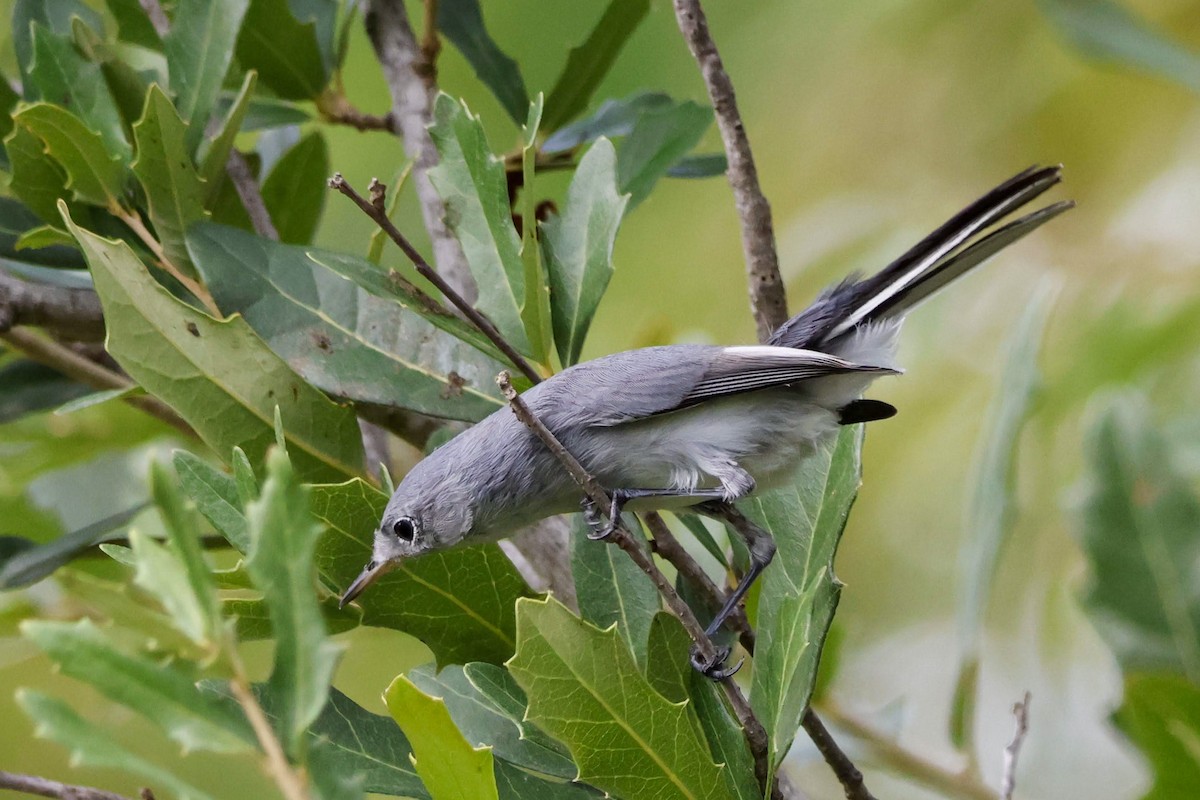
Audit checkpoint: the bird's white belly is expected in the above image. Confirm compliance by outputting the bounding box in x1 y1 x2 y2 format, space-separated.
579 389 842 497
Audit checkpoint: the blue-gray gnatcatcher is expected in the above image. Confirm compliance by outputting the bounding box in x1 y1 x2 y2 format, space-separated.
341 165 1071 675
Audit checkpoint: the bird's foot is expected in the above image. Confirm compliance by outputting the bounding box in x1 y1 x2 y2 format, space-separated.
580 496 618 541
689 643 743 680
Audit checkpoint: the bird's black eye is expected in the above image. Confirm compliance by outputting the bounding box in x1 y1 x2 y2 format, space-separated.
392 517 416 542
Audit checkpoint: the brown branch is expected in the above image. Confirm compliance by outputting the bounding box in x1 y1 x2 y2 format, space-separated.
818 700 999 800
1001 693 1031 800
225 150 279 242
115 209 221 318
420 0 441 78
645 513 873 800
329 173 542 385
0 270 105 341
317 91 397 133
1 328 194 437
0 769 137 800
364 0 475 300
671 0 788 342
496 371 775 797
226 671 308 800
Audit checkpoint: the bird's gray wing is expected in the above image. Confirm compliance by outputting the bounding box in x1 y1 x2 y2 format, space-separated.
669 345 897 410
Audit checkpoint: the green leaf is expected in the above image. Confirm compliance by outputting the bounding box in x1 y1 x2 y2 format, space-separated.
128 530 217 647
259 130 328 244
0 504 146 589
492 761 601 800
542 0 651 132
199 72 257 206
618 101 712 208
428 94 531 355
643 615 756 800
237 0 328 100
507 596 726 800
520 97 552 366
408 662 576 780
164 0 250 152
132 85 208 276
223 595 358 640
1078 392 1200 681
63 207 366 482
18 690 216 800
14 103 128 210
106 0 163 50
0 69 21 157
1039 0 1200 94
746 425 863 777
689 674 758 800
187 222 507 422
570 515 658 667
542 92 674 153
666 153 727 179
385 674 500 800
952 285 1055 748
13 0 106 95
216 90 312 130
436 0 530 123
173 450 251 551
0 359 90 423
14 225 85 267
307 246 515 371
151 460 221 639
542 138 627 366
1113 673 1200 800
310 478 533 665
22 618 255 752
4 124 71 223
245 448 343 757
26 23 130 161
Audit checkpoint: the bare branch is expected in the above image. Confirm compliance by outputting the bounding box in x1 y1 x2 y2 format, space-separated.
0 269 104 341
496 371 775 797
0 769 137 800
364 0 475 300
1 327 194 437
644 513 871 800
420 0 442 77
671 0 788 341
1001 692 1031 800
329 173 542 384
225 150 280 241
317 91 397 133
818 700 999 800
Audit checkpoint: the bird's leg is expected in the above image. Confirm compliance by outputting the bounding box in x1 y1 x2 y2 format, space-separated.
580 487 729 541
689 500 777 679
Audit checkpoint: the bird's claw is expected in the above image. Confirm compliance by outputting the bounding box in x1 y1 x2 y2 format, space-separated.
580 496 617 540
689 643 742 680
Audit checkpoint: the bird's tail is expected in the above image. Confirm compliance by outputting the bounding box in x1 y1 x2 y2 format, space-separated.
770 165 1073 349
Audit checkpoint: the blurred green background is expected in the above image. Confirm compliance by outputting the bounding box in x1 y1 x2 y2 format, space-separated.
5 0 1200 797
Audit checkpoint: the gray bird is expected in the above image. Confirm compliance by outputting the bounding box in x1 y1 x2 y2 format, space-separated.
341 165 1071 675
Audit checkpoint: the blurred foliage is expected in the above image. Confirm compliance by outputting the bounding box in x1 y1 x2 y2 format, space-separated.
1 0 1199 799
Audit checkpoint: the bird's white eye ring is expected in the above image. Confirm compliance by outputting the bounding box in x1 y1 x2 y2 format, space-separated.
392 517 416 542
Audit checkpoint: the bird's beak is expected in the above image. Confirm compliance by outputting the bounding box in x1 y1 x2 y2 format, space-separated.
339 560 389 608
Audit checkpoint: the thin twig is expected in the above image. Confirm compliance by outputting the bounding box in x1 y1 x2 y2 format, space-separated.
671 0 788 341
225 150 280 242
364 0 475 300
1001 692 1031 800
226 658 308 800
317 91 397 133
0 770 135 800
644 513 872 800
0 269 105 341
115 209 221 318
496 371 775 797
329 173 542 384
818 700 999 800
1 328 194 437
420 0 441 78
